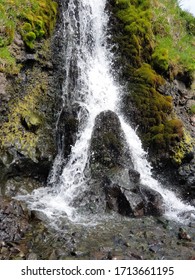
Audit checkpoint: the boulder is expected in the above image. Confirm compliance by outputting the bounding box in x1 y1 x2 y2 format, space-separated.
103 178 165 217
89 110 133 177
86 110 165 218
138 184 165 216
102 176 134 217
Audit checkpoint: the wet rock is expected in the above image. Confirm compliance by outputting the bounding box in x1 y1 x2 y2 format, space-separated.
129 168 141 184
102 177 134 216
27 253 38 260
178 158 195 198
89 110 133 177
57 106 79 159
178 228 192 241
0 196 30 242
138 184 165 216
3 177 43 197
87 110 165 218
149 243 162 253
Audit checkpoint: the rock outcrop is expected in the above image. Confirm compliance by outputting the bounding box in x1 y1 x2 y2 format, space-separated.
76 110 165 218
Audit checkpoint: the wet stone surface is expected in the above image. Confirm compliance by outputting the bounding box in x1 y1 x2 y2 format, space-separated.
1 204 195 260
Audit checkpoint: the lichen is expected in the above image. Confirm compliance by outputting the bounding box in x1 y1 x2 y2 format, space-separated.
0 69 49 162
170 130 194 165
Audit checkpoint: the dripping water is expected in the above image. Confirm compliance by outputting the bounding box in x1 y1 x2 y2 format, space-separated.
17 0 195 227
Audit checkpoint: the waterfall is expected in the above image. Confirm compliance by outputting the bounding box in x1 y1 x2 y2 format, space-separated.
17 0 195 227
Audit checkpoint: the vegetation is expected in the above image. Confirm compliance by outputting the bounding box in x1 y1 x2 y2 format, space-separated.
0 0 57 161
189 104 195 115
111 0 195 164
151 0 195 83
0 69 49 162
0 0 57 72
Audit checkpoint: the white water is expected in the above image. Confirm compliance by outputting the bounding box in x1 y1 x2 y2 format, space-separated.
17 0 195 226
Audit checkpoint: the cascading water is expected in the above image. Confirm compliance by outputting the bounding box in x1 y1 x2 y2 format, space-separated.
17 0 195 227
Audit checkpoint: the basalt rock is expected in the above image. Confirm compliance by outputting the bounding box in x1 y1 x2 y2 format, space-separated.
0 196 30 242
87 110 165 218
102 173 165 218
0 7 62 194
89 110 133 176
57 105 79 159
137 184 165 216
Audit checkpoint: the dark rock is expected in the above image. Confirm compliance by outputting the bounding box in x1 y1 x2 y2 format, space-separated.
27 253 38 260
70 180 106 215
178 228 192 241
138 184 165 216
178 158 195 198
102 177 134 216
124 190 144 217
0 196 30 242
3 177 43 197
88 113 165 218
128 168 141 184
149 243 161 253
85 110 141 217
56 106 79 158
89 110 133 177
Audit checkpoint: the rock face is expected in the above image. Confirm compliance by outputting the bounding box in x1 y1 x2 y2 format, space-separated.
157 80 195 199
0 196 30 242
75 110 165 218
0 3 63 192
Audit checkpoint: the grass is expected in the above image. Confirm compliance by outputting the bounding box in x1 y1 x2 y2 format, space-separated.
0 0 57 73
151 0 195 82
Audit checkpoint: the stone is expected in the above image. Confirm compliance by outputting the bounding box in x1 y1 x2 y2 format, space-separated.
0 196 30 242
128 168 141 184
56 106 79 158
102 177 134 216
190 115 195 126
178 228 192 241
138 184 165 216
27 253 38 260
89 110 133 177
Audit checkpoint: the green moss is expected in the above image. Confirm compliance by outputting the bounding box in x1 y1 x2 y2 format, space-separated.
0 0 57 62
135 63 164 87
152 48 169 73
151 0 195 82
110 0 194 163
113 0 153 68
180 10 195 36
0 46 20 74
170 130 194 165
189 104 195 115
0 71 48 162
23 31 36 49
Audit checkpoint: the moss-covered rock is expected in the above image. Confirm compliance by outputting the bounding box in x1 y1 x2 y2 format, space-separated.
0 1 58 189
0 0 57 72
0 67 55 164
108 0 195 167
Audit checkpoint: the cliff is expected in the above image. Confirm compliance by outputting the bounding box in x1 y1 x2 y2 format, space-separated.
0 0 60 189
107 0 195 196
